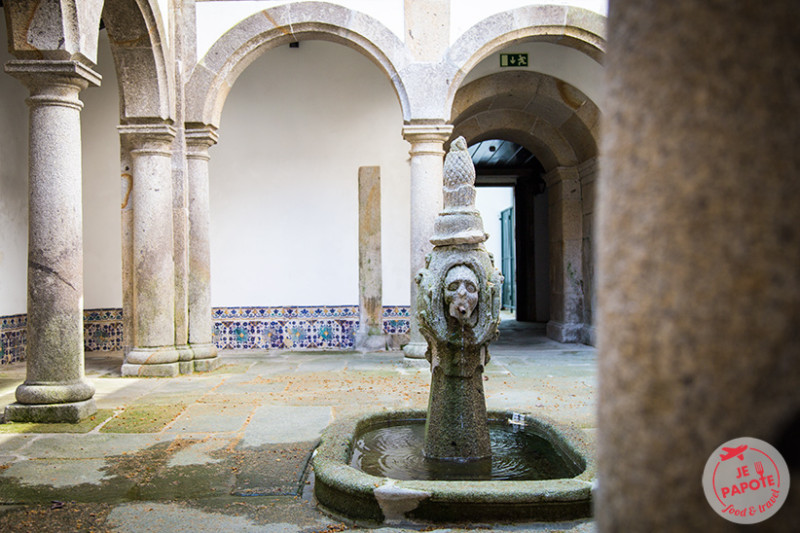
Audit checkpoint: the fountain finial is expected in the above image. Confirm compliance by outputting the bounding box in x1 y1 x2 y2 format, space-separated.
431 136 488 246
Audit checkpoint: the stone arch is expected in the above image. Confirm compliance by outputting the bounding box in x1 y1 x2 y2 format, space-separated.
445 5 605 117
102 0 175 122
450 71 599 176
2 0 173 122
450 70 600 344
186 1 412 127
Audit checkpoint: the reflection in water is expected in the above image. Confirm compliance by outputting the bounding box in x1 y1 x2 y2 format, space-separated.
351 420 577 481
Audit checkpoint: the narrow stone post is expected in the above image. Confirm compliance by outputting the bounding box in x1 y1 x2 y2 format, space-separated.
185 125 220 370
119 123 181 377
3 60 100 423
545 166 583 343
355 166 386 351
598 1 800 530
402 122 453 358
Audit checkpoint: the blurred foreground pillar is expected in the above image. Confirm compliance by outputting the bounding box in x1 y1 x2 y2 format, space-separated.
598 1 800 531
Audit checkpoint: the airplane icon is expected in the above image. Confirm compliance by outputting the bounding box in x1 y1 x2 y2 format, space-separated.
720 445 748 461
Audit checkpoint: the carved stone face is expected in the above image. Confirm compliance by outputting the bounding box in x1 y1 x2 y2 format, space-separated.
444 265 479 324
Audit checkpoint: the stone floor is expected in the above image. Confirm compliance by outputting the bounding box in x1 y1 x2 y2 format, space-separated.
0 321 596 532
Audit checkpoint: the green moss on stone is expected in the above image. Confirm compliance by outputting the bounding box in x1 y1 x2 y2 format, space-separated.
0 409 113 433
100 404 186 433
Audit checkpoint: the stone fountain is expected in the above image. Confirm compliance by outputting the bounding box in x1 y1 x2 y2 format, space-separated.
415 136 501 462
311 138 594 525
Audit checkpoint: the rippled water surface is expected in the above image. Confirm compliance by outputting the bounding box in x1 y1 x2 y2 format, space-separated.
350 420 577 481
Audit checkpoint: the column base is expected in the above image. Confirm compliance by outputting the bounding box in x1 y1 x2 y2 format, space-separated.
546 321 583 343
4 398 96 423
190 343 220 372
122 346 181 377
194 356 221 373
403 342 428 359
176 345 194 375
121 362 180 377
580 324 596 346
355 332 387 352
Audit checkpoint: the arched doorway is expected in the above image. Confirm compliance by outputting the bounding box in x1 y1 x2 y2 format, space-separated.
470 139 549 323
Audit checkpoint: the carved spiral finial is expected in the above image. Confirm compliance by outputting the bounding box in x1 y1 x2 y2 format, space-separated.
430 136 488 246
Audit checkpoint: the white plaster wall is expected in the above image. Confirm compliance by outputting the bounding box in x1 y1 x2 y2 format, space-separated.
0 25 122 317
208 40 410 307
475 187 514 267
0 18 29 317
461 41 604 107
81 30 124 309
195 0 405 60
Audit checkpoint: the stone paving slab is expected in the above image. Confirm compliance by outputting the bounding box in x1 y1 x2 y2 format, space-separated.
9 433 163 459
242 405 332 447
165 402 256 434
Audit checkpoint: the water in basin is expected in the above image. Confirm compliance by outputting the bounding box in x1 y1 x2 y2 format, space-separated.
350 419 579 481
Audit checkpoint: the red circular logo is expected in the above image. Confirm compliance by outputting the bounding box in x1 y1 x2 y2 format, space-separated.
702 437 790 524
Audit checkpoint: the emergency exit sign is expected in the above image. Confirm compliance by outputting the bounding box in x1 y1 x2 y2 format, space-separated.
500 53 528 67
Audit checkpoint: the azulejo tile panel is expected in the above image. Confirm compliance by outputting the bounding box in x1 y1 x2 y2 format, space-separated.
212 305 409 351
0 306 410 364
83 308 124 352
0 314 27 365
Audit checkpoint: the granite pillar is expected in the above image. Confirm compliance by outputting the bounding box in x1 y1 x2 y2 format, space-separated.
119 123 181 377
172 126 193 373
578 158 597 346
355 166 386 351
598 1 800 530
3 60 100 423
185 125 220 370
545 166 583 343
402 122 453 358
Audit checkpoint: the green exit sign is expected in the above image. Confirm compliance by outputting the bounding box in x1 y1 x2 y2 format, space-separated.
500 53 528 67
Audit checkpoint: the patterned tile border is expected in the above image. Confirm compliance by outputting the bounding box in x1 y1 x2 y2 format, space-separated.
0 306 410 364
212 305 409 351
0 314 27 365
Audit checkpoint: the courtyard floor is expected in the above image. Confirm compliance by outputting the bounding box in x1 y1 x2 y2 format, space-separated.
0 321 596 532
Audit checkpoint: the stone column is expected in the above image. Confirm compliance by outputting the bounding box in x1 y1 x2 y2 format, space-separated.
355 166 386 351
119 123 181 377
545 166 583 343
185 125 220 371
172 127 193 374
598 1 800 531
401 122 453 358
578 158 597 346
3 60 100 423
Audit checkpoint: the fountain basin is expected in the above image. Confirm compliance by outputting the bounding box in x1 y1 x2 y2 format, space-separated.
312 409 595 524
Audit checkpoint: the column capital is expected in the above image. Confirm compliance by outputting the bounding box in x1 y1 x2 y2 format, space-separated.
544 165 580 186
185 124 219 160
118 123 177 156
402 122 453 144
5 59 101 90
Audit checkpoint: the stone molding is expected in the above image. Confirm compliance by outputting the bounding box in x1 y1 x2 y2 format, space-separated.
5 59 102 94
118 123 178 156
402 123 453 155
185 125 219 160
544 165 581 187
577 157 598 183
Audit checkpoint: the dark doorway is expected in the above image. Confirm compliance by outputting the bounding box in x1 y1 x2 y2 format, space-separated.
470 139 548 323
